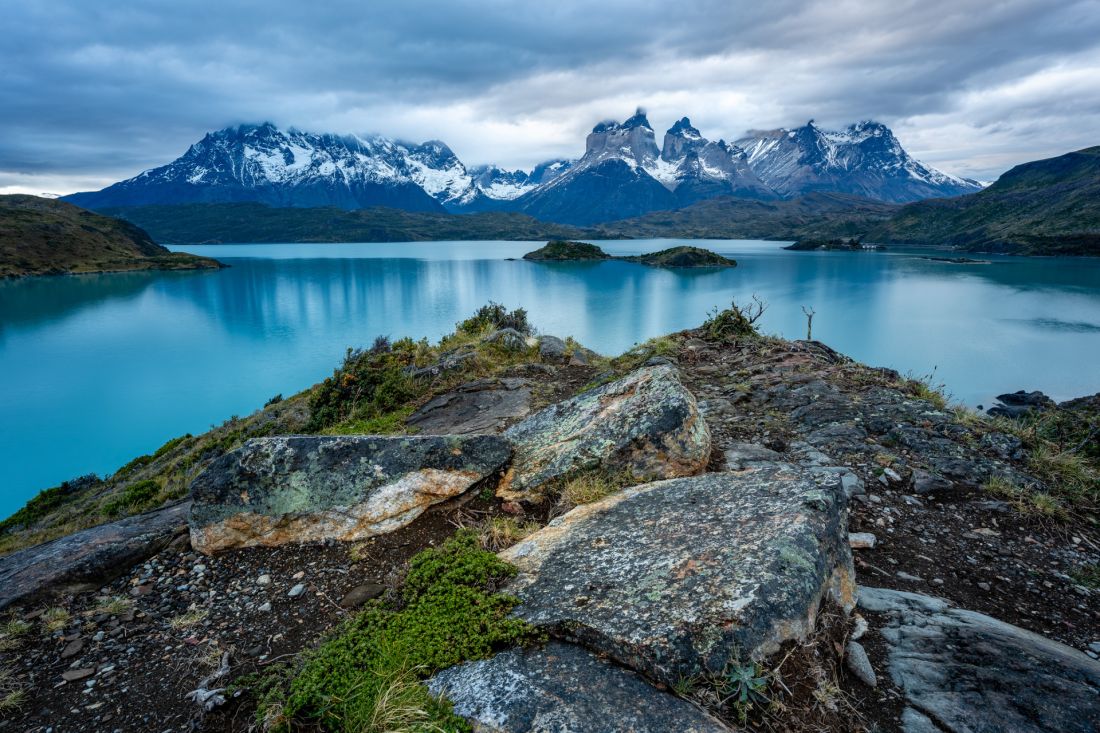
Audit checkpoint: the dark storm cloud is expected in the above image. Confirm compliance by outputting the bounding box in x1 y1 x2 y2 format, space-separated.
2 0 1099 192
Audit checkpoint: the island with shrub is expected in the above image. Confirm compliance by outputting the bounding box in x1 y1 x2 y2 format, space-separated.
522 240 736 268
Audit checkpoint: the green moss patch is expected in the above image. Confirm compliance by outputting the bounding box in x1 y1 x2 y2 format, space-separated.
258 531 543 731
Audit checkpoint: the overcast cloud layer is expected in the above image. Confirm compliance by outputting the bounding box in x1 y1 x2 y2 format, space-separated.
2 0 1099 194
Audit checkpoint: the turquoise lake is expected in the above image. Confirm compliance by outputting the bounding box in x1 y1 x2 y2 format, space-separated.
2 238 1099 518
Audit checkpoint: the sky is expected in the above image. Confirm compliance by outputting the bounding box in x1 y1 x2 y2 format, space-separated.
2 0 1099 195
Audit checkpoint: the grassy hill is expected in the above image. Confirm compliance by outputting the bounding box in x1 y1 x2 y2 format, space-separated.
0 195 222 278
863 146 1100 255
103 202 591 243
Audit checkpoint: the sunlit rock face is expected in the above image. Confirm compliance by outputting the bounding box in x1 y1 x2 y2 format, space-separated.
188 435 511 554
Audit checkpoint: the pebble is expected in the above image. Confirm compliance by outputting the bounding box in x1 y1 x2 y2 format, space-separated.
897 571 924 583
848 532 877 549
256 574 272 586
291 571 306 580
287 584 306 598
257 602 272 613
60 638 85 659
978 582 991 591
851 614 869 641
845 641 877 687
61 668 95 682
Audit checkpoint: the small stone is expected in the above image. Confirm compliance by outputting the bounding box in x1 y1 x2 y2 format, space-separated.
60 638 85 659
93 632 105 642
897 571 924 583
845 641 877 687
1089 642 1100 654
287 584 306 598
291 571 305 580
978 582 991 591
339 583 386 608
849 532 877 549
256 574 271 586
257 602 272 613
62 668 95 682
931 578 944 586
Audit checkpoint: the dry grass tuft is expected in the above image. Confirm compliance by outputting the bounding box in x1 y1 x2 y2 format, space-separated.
478 517 540 552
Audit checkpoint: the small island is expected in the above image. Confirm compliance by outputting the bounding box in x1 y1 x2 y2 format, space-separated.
522 241 736 268
0 195 223 278
522 240 612 261
784 237 883 251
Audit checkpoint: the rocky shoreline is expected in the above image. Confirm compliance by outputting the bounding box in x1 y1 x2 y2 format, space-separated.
1 307 1098 732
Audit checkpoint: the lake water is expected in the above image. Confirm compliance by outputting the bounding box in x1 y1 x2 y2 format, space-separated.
2 239 1099 518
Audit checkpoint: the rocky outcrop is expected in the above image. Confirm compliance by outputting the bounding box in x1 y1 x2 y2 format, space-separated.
428 641 732 732
406 377 532 434
0 502 189 610
499 466 854 685
987 389 1056 418
859 586 1100 733
188 435 510 554
499 364 710 500
482 328 530 352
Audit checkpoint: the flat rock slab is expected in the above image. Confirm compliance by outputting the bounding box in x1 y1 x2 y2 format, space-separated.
0 502 189 610
406 377 532 435
500 364 710 500
500 466 853 685
859 586 1100 733
189 435 511 554
428 641 731 733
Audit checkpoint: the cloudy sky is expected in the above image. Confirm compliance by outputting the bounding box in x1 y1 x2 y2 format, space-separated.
2 0 1099 195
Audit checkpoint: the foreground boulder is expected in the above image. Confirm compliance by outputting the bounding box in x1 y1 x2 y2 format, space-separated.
0 502 189 610
500 466 854 685
429 641 731 732
189 435 510 554
859 587 1100 733
406 377 532 434
499 364 710 500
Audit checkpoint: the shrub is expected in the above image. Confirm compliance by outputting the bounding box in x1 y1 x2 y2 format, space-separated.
0 480 85 533
102 479 160 516
307 340 421 432
265 531 540 732
702 296 767 340
457 302 531 336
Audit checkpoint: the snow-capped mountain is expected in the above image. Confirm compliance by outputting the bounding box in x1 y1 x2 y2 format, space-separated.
651 117 776 205
735 121 981 203
64 116 980 223
514 110 677 225
65 123 449 212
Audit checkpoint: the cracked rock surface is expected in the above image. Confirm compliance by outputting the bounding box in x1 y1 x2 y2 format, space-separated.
500 466 854 686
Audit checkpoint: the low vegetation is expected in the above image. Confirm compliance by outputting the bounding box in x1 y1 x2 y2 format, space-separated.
254 531 542 732
702 296 768 341
521 240 610 261
0 195 221 278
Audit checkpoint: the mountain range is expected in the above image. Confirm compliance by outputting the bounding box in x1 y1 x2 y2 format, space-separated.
64 113 980 225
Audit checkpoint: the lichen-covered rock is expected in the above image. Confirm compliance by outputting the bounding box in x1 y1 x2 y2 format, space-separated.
859 586 1100 733
499 466 854 685
483 328 530 352
0 502 189 610
188 435 510 554
406 378 532 435
428 642 732 732
499 364 709 500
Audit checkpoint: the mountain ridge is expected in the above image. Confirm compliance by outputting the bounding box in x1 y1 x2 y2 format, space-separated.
63 115 977 224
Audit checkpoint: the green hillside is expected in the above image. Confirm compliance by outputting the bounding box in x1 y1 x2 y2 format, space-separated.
0 195 222 278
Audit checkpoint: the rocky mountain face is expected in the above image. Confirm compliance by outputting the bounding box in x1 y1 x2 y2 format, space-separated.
64 116 978 224
735 120 981 203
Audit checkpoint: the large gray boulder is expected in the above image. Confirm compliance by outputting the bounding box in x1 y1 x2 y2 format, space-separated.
428 641 731 732
499 466 854 686
499 364 710 500
0 502 189 610
859 586 1100 733
189 435 510 554
406 377 532 435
